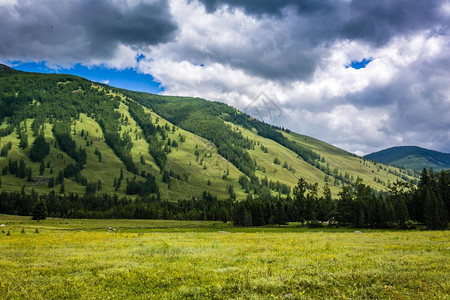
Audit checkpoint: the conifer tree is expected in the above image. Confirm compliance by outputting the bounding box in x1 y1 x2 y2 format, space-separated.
39 160 45 176
32 198 48 220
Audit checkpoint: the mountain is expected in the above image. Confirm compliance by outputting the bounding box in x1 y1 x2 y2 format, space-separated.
364 146 450 171
0 64 16 72
0 66 418 200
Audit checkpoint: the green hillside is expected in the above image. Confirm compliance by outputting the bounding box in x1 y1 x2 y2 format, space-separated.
364 146 450 171
0 66 418 201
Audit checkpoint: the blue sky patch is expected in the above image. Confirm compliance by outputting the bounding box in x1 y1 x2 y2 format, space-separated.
9 61 164 94
346 58 373 70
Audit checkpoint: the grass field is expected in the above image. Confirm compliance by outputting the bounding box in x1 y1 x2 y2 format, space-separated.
0 215 448 299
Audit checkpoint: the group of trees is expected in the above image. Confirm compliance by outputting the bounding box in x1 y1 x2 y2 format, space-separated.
2 159 33 180
238 175 291 195
334 168 449 229
29 134 50 162
0 169 447 229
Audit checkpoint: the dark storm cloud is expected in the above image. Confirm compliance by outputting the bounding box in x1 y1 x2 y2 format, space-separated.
198 0 445 44
193 0 447 82
0 0 177 64
341 0 446 45
197 0 328 16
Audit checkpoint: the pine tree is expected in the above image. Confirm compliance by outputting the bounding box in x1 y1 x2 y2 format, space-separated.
29 134 50 162
395 196 409 228
293 178 307 224
59 181 65 194
48 177 55 188
31 198 48 220
439 170 450 218
242 209 253 227
39 160 45 176
274 201 288 226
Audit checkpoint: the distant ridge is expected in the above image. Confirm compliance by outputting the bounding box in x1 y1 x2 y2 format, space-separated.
364 146 450 171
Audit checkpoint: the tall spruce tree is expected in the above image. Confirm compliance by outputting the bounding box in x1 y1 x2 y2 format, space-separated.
31 198 48 220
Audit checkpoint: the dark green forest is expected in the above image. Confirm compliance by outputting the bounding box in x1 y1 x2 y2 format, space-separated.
1 169 448 229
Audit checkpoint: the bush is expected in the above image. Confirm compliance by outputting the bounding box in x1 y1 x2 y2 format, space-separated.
307 220 325 228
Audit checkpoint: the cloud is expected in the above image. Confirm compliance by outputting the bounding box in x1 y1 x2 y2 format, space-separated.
139 1 450 154
198 0 446 45
0 0 178 67
1 0 449 154
145 0 449 84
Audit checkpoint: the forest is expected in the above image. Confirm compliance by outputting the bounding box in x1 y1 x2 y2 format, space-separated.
0 169 448 229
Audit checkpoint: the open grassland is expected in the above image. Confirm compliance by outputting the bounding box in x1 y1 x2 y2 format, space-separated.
0 215 448 299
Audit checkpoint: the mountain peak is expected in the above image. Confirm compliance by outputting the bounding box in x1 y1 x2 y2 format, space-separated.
0 64 15 72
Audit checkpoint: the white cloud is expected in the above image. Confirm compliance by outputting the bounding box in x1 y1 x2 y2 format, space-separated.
3 0 449 154
136 1 449 154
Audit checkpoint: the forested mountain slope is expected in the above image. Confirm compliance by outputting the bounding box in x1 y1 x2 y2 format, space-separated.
0 66 417 201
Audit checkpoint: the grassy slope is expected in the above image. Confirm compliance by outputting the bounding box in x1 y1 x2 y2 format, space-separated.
0 216 448 299
228 122 331 194
230 122 416 196
285 131 417 192
72 113 139 195
0 120 86 194
142 107 247 200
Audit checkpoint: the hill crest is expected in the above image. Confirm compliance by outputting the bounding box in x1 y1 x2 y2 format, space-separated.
0 64 15 72
364 146 450 171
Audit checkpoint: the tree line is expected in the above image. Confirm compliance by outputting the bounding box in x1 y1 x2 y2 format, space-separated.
1 169 447 229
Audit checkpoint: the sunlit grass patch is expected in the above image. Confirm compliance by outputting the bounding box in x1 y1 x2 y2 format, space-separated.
0 217 448 299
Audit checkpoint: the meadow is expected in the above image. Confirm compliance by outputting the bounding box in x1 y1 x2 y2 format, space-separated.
0 215 448 299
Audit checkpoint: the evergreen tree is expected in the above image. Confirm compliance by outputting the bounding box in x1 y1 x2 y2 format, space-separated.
293 178 307 224
29 134 50 162
438 170 450 218
48 177 55 188
39 160 45 176
274 201 288 225
337 185 354 225
242 209 253 227
59 181 65 194
395 196 409 228
31 198 48 220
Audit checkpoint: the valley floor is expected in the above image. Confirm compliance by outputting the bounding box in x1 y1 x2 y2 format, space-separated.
0 215 448 299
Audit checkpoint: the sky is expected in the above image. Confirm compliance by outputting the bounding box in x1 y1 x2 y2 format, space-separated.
1 0 449 155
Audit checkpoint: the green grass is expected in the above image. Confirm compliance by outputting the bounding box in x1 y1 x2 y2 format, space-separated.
283 131 416 194
0 216 448 299
227 122 330 195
